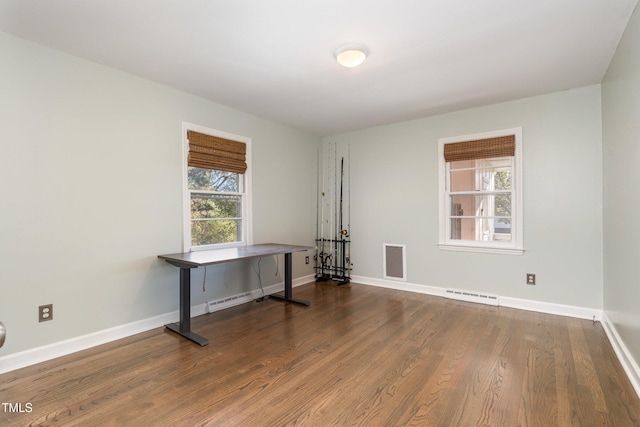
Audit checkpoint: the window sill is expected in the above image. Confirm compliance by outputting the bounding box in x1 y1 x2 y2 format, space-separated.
190 242 246 252
438 243 524 256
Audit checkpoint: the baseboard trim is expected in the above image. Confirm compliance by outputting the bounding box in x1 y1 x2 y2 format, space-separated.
0 274 315 375
499 295 601 321
0 310 181 375
350 275 445 298
352 275 601 319
5 272 627 387
351 275 640 398
601 312 640 399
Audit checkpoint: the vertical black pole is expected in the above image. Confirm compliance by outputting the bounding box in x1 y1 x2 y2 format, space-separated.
339 157 345 280
179 268 191 333
284 252 293 299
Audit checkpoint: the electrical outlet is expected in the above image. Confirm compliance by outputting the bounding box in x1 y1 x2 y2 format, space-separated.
526 273 536 285
39 304 53 322
305 256 310 264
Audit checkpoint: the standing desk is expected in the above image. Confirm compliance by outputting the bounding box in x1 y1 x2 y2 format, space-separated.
158 243 311 346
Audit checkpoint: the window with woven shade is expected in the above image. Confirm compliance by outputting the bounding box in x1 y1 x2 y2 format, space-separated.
438 128 523 255
183 124 252 250
187 130 247 174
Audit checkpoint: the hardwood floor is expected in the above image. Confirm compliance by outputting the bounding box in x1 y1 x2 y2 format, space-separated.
1 282 639 426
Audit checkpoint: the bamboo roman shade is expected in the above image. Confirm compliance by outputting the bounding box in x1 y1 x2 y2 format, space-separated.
187 130 247 174
443 135 515 162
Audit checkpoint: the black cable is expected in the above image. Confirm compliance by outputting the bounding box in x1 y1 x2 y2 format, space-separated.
202 265 207 292
253 257 265 301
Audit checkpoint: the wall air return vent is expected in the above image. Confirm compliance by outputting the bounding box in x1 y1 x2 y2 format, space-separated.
383 244 406 281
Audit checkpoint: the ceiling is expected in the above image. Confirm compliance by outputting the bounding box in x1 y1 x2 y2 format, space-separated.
1 0 637 136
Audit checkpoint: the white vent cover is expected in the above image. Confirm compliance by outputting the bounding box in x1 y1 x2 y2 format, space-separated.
383 244 406 281
207 292 252 313
444 288 499 306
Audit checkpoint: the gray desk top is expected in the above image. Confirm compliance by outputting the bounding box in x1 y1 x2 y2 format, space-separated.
158 243 312 268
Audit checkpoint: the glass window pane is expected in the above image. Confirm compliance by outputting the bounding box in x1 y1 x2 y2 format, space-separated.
191 194 241 219
450 169 476 191
188 167 239 192
191 219 241 246
478 157 512 168
450 157 510 170
450 218 512 242
494 194 511 217
493 169 511 190
449 166 511 192
450 195 511 217
449 159 475 170
494 218 512 235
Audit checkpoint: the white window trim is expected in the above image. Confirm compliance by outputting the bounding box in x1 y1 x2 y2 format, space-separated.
437 127 523 255
182 122 253 252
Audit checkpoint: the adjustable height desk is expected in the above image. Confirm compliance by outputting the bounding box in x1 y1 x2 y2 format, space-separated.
158 243 311 346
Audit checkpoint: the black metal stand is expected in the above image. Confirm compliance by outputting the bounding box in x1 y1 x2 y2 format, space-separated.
269 252 310 306
314 238 351 285
164 265 209 346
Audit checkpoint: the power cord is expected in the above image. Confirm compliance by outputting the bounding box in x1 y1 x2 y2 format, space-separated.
253 257 266 302
202 265 207 292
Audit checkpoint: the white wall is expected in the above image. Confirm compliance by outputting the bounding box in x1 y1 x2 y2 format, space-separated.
0 26 615 365
325 85 603 309
602 5 640 367
0 32 319 357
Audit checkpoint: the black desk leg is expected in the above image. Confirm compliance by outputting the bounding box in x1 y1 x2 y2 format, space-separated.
270 252 310 306
165 267 209 346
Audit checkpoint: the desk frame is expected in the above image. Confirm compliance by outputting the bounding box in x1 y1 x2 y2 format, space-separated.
158 243 311 346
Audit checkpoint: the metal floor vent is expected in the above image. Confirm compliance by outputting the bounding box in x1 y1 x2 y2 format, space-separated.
444 289 500 306
207 292 252 313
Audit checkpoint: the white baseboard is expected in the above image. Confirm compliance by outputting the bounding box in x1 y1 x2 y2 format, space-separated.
351 275 446 297
8 271 632 396
351 275 601 320
499 295 601 321
352 275 640 398
0 309 182 375
0 274 315 375
601 312 640 399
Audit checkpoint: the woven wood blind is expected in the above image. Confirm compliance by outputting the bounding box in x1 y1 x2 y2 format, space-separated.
187 130 247 174
443 135 515 162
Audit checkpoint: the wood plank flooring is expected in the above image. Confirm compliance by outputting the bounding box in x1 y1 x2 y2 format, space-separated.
1 282 639 426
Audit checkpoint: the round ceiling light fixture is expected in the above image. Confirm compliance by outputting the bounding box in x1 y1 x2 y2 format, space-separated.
335 44 369 68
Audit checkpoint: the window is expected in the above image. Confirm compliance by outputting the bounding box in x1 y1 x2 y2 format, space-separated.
183 123 252 251
438 128 523 255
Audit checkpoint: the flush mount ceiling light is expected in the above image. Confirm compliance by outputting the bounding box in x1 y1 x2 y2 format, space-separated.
335 44 369 68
